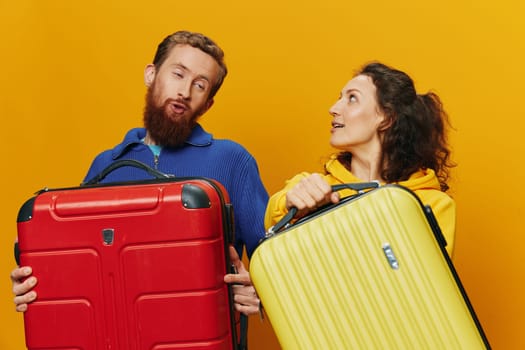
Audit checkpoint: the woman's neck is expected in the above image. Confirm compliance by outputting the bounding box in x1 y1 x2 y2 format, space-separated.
347 147 384 182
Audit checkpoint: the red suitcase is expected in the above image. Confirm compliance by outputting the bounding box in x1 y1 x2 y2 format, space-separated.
15 160 241 350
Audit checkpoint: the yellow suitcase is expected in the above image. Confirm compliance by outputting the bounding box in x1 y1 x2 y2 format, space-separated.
250 184 490 349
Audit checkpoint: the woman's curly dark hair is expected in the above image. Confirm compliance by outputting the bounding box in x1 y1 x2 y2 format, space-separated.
337 62 455 191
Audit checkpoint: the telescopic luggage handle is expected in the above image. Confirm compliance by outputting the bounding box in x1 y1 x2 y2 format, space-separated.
267 181 380 236
82 159 174 186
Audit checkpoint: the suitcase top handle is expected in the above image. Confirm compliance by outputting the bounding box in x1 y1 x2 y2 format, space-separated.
267 181 380 236
82 159 174 186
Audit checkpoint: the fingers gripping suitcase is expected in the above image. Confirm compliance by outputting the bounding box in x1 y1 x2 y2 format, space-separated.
250 184 490 350
15 160 243 350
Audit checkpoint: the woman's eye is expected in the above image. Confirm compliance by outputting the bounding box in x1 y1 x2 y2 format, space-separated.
349 95 357 102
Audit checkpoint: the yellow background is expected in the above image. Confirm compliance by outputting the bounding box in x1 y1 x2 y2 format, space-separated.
1 0 523 349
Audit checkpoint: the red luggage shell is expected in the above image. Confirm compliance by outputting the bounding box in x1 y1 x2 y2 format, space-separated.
16 177 237 350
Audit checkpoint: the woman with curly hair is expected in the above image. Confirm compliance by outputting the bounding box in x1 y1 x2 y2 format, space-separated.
265 62 456 255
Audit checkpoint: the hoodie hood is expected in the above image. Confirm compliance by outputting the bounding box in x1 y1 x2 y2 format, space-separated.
325 155 441 192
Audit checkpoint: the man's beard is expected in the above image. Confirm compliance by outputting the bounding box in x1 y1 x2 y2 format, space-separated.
143 85 199 148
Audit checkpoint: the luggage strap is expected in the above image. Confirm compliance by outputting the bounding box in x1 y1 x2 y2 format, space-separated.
238 314 248 350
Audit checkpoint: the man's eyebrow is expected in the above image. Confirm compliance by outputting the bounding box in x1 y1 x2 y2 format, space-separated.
170 62 188 70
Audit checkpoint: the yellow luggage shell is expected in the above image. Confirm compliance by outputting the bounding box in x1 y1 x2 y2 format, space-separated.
251 185 489 350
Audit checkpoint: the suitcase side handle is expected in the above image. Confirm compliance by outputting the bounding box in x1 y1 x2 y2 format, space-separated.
14 241 20 265
82 159 174 185
267 181 380 236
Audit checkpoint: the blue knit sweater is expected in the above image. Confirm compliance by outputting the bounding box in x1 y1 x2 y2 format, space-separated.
83 124 269 258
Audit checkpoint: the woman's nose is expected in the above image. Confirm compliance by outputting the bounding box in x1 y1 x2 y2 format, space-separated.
329 101 339 117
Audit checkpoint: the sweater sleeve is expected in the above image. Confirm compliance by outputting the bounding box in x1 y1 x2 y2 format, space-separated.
264 172 311 230
82 152 110 183
228 154 269 259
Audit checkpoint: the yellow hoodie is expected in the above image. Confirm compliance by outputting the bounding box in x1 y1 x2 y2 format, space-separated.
264 156 456 256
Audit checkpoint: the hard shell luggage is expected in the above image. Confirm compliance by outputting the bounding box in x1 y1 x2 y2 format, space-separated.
15 160 242 350
250 184 490 349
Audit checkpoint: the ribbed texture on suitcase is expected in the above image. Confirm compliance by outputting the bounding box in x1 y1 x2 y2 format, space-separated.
251 186 487 350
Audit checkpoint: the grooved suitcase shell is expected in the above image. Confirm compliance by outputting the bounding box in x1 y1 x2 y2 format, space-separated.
17 178 236 350
251 185 489 350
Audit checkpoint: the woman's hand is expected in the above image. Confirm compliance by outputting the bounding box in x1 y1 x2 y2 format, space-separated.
285 173 340 218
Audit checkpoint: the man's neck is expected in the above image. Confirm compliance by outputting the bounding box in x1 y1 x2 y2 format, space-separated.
143 133 158 146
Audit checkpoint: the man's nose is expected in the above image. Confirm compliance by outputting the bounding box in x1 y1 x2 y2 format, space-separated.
177 80 192 99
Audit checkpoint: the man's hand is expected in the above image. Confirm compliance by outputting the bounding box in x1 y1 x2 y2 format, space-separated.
223 246 260 316
11 266 37 312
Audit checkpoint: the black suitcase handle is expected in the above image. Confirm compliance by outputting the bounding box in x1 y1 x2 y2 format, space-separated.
267 181 380 235
82 159 173 186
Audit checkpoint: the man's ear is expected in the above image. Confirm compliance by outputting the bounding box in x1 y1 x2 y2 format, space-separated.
144 64 156 87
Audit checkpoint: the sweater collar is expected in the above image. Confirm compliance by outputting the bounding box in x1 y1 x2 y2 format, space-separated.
111 123 212 159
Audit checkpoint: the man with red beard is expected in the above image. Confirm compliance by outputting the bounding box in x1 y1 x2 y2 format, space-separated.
11 31 268 321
